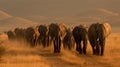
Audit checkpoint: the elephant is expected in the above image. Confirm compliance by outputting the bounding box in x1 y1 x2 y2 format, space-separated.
14 28 26 41
88 22 111 56
37 24 48 47
25 26 39 47
6 30 15 41
72 24 88 54
48 23 61 53
63 27 75 50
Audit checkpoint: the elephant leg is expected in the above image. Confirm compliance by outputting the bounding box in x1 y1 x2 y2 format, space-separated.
71 37 75 49
53 40 57 53
41 40 44 47
47 36 52 46
58 37 61 53
53 37 61 53
101 45 105 56
34 38 37 46
89 39 96 55
79 43 82 54
101 40 105 56
83 40 87 54
92 45 96 55
68 38 73 50
47 36 50 46
37 37 41 45
50 38 53 46
68 42 72 50
55 38 58 53
76 42 79 52
44 37 47 47
31 41 35 47
46 36 49 47
96 43 100 55
63 43 67 49
43 38 46 48
30 38 36 47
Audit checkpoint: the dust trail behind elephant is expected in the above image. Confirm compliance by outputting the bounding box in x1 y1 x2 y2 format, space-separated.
0 35 51 67
0 33 120 67
59 33 120 67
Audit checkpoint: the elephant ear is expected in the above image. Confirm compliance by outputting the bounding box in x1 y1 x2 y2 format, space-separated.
103 22 111 38
44 24 49 35
59 23 67 40
34 26 40 38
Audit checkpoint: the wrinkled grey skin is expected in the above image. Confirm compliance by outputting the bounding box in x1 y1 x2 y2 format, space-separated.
63 28 75 50
48 23 61 53
72 25 88 54
88 22 111 56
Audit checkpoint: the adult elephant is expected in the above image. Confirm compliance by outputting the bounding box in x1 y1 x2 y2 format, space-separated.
6 30 15 41
37 24 48 48
72 24 88 54
88 22 111 56
63 27 75 50
25 26 39 47
48 23 61 53
14 28 26 41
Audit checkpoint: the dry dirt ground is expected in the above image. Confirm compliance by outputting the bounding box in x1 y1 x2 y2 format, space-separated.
0 33 119 67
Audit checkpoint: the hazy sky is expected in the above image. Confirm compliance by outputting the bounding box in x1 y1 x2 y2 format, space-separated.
0 0 120 17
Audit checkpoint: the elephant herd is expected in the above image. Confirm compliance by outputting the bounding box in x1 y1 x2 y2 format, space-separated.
5 22 111 56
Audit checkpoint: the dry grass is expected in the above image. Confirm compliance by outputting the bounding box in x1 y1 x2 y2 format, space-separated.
0 33 119 67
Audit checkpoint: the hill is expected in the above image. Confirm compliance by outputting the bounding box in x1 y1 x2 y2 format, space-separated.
0 17 38 32
0 10 12 20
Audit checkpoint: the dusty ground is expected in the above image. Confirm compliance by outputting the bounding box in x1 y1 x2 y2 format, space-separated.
0 33 119 67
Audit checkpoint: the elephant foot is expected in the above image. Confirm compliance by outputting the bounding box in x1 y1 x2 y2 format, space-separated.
100 53 104 56
57 50 60 53
83 49 86 54
83 52 86 54
96 54 100 56
54 50 57 53
79 52 82 54
79 51 82 54
93 52 96 55
76 48 79 52
30 44 35 48
54 48 57 53
54 49 60 53
43 45 46 48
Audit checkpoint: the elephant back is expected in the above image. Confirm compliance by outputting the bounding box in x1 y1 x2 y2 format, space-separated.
73 24 87 40
25 27 35 36
14 28 26 40
49 23 60 38
38 25 47 36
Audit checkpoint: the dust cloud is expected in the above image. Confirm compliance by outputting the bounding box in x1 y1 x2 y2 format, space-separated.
0 33 120 67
